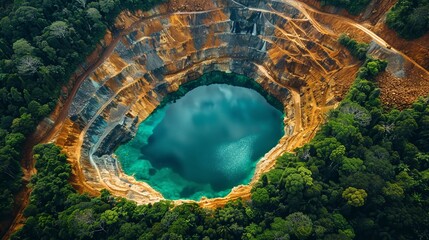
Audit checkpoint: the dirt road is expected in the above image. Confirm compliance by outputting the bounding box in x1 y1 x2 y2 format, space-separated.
282 0 429 75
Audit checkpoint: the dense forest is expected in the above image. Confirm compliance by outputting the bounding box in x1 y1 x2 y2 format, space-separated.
386 0 429 39
318 0 371 14
10 46 429 239
0 0 164 227
2 0 429 239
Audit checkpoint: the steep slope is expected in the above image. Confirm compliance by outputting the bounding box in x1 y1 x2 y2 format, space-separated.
290 0 429 108
33 0 429 207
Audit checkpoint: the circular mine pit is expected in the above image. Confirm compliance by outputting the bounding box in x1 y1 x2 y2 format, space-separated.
114 76 284 200
54 0 362 205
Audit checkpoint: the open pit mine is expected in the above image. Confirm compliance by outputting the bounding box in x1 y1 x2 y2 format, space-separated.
35 0 429 207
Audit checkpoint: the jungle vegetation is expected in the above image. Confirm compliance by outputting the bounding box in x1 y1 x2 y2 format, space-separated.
386 0 429 39
0 0 165 229
11 54 429 239
318 0 371 14
1 0 428 239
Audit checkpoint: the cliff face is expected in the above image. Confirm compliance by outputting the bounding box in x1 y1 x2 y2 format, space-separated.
41 0 427 206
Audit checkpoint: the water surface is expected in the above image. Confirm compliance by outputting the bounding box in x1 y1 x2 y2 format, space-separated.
115 84 283 200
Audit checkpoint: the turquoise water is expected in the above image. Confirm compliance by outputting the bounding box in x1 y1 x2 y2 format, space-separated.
115 84 283 200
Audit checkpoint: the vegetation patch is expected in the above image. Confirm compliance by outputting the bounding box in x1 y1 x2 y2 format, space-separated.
318 0 371 15
338 34 369 60
386 0 429 39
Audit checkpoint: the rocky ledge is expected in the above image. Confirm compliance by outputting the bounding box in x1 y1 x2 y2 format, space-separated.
42 0 410 206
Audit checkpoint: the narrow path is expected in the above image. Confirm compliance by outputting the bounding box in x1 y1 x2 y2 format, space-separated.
283 0 429 76
233 0 429 76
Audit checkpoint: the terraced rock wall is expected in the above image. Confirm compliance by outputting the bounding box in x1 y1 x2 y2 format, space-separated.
44 0 382 205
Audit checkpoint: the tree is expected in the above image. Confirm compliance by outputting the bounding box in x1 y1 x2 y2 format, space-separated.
312 137 342 161
321 0 371 15
12 6 47 38
342 187 367 207
10 87 23 104
0 17 13 44
87 8 102 21
394 115 418 139
266 217 291 239
325 116 363 146
285 212 313 239
367 61 379 76
59 208 103 239
251 188 270 208
100 209 119 225
76 0 87 8
0 145 21 179
364 146 395 179
117 222 143 240
85 8 103 31
340 157 364 175
406 6 428 36
330 145 346 163
339 101 371 127
243 223 263 239
99 0 118 14
386 0 429 39
17 55 42 75
396 171 417 189
12 39 34 57
338 34 369 60
11 113 34 135
284 166 313 194
28 100 50 119
5 132 25 149
382 182 404 200
46 21 71 39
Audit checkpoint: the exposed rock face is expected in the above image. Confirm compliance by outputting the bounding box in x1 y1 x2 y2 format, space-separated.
46 0 395 205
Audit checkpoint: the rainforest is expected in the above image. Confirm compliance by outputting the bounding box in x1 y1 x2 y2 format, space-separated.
0 0 428 239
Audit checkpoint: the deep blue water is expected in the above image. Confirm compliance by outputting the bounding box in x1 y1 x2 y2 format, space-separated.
115 84 283 200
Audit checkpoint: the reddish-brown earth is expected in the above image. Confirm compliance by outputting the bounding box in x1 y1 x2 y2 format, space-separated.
3 0 429 238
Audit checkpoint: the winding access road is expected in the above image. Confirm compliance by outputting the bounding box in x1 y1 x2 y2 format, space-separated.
281 0 429 75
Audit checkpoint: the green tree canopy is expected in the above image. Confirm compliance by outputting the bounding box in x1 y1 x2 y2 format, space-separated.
284 166 313 194
342 187 368 207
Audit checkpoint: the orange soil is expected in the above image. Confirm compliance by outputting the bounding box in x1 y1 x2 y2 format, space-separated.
4 0 429 237
299 0 429 70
